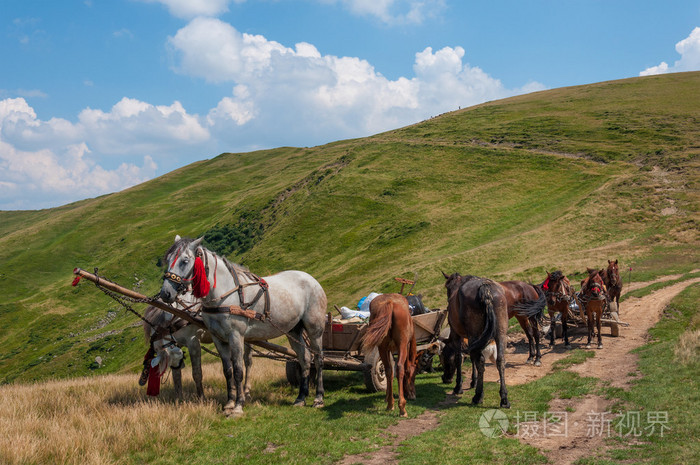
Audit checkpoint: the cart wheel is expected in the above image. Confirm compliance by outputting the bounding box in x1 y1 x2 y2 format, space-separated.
608 302 620 337
363 348 387 392
285 361 318 387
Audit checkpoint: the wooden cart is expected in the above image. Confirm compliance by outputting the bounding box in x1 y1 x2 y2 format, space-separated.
303 308 448 392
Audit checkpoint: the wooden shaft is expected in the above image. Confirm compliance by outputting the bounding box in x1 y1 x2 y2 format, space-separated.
72 267 206 329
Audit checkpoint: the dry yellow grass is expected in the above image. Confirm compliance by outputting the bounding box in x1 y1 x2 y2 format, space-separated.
0 359 285 465
674 329 700 365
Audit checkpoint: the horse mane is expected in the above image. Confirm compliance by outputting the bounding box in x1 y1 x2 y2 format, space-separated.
163 237 249 274
550 270 565 282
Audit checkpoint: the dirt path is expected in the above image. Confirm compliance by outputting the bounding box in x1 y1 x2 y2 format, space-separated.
335 276 699 465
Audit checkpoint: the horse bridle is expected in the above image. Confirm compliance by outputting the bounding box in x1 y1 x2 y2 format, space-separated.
546 277 572 304
163 247 211 295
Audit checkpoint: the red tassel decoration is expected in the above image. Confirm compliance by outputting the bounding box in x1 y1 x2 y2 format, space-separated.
146 364 161 396
191 256 211 298
71 276 82 286
542 277 550 291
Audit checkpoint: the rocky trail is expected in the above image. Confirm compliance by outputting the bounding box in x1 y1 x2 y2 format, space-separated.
336 276 700 465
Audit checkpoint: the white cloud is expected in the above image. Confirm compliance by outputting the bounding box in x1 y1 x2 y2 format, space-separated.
640 27 700 76
169 18 544 148
0 97 207 210
137 0 241 19
321 0 445 25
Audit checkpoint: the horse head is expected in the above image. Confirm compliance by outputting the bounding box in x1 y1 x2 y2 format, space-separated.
582 268 606 299
160 236 206 303
607 259 620 285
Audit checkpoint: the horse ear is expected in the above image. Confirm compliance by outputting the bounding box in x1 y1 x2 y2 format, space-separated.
442 271 449 280
615 259 618 265
587 267 595 274
175 234 181 242
189 237 204 251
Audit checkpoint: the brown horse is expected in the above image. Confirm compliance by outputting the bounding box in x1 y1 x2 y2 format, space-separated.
541 270 575 349
580 268 607 349
443 272 510 408
361 293 418 417
500 280 546 366
602 259 622 308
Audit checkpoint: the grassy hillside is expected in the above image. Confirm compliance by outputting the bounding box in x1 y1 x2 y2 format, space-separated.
0 72 697 384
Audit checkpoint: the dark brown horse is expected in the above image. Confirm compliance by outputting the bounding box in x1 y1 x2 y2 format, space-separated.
361 293 418 417
580 268 607 349
443 272 510 408
500 280 546 366
602 259 622 308
541 270 575 349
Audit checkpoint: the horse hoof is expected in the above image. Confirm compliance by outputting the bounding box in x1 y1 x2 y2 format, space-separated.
293 399 306 407
452 389 463 396
565 344 572 350
312 398 324 408
224 405 244 417
598 344 603 349
399 411 408 418
525 358 533 365
471 396 483 405
501 400 511 409
585 344 591 349
534 360 542 367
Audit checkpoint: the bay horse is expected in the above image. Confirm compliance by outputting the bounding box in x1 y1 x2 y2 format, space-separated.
159 236 327 416
500 280 546 366
602 259 622 308
540 270 575 349
360 293 418 417
443 272 510 408
580 268 607 349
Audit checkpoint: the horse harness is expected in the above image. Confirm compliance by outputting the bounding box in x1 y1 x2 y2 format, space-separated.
199 251 271 322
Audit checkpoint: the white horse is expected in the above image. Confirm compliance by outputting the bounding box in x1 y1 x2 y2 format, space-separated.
159 236 327 416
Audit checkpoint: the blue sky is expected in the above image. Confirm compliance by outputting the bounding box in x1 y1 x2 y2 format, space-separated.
1 0 699 210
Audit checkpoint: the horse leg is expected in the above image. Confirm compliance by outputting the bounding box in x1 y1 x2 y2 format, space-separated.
288 327 311 407
585 309 593 349
548 311 556 347
395 343 408 417
452 347 464 395
243 344 253 402
529 316 542 367
224 333 246 416
596 309 603 349
213 338 238 414
470 354 477 389
405 336 417 400
562 309 571 349
470 349 485 405
519 317 535 364
379 343 395 411
188 338 204 399
305 326 325 408
496 331 510 408
172 365 183 400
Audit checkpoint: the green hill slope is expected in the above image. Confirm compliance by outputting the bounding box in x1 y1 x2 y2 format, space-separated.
0 72 697 384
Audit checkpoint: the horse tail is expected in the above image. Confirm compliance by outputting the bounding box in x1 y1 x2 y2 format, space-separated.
513 285 547 319
466 282 497 354
361 302 393 354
